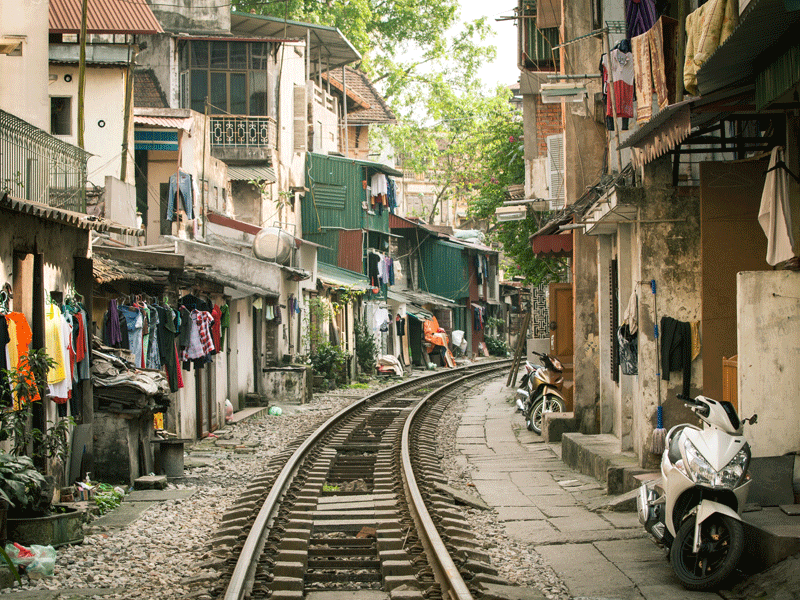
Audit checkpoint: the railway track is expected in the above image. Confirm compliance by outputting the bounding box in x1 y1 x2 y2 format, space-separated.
210 360 512 600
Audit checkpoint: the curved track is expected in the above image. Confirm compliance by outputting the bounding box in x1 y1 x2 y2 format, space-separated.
214 361 511 600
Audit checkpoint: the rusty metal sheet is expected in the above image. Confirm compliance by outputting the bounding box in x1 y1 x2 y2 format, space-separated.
49 0 163 35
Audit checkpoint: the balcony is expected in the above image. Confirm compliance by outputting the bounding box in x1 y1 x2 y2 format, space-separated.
209 115 277 164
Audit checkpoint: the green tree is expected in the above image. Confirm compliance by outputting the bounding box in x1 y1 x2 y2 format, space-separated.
466 98 568 286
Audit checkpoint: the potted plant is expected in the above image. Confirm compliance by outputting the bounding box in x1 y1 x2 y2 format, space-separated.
0 349 81 547
309 342 346 389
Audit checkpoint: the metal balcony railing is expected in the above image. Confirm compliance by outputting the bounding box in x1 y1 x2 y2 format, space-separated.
0 109 88 212
209 115 277 149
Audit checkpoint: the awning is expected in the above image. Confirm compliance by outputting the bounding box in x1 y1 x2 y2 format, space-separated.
192 268 279 300
618 98 694 167
227 164 276 183
531 233 573 257
387 289 460 309
230 11 360 74
405 305 433 321
133 115 191 131
317 263 370 291
617 86 770 167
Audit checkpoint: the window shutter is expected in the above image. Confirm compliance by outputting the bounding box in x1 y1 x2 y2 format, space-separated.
293 84 307 152
610 259 619 383
546 133 565 210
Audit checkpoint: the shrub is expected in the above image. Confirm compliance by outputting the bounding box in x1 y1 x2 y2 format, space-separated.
485 336 510 357
354 319 377 374
309 342 346 380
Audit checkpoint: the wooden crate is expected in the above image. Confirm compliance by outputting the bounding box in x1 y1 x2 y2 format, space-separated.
722 355 738 412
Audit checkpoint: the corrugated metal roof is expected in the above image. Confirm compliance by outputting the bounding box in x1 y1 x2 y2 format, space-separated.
227 164 276 183
317 263 370 290
230 11 359 73
133 115 190 131
50 0 163 35
1 193 143 236
696 0 800 96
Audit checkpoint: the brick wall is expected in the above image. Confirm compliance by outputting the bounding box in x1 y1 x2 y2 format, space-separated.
535 96 563 157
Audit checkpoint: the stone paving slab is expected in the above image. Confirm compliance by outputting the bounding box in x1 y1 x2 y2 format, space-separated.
535 543 641 600
493 506 547 521
125 489 195 502
548 513 615 532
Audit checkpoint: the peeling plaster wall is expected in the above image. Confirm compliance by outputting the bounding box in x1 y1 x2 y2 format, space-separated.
633 156 702 466
738 271 800 457
228 297 255 410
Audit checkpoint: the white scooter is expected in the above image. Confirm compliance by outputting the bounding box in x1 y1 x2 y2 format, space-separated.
637 393 757 590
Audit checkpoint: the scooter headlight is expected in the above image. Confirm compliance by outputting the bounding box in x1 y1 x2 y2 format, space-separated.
682 438 750 489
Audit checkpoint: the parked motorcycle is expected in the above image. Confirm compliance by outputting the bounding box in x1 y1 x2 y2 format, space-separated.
514 351 565 434
637 393 758 590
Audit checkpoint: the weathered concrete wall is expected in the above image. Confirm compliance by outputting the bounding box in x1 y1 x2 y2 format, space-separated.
634 156 702 466
49 64 132 185
92 411 154 486
105 176 138 231
145 0 230 35
228 297 255 410
573 229 600 433
738 270 800 457
0 0 49 130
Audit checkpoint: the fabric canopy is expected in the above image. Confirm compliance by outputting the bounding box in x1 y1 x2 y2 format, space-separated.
531 233 573 257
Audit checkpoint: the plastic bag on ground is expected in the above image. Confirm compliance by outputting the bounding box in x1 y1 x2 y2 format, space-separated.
4 543 56 578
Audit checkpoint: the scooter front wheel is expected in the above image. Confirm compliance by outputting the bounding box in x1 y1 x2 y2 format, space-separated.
670 512 744 590
525 395 565 434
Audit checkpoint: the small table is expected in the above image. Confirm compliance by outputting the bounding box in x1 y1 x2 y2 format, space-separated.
150 438 192 478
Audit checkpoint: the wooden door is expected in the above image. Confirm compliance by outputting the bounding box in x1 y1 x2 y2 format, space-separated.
549 282 574 409
700 158 769 401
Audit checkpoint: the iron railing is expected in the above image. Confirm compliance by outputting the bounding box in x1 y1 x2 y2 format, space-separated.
0 109 88 212
209 115 277 149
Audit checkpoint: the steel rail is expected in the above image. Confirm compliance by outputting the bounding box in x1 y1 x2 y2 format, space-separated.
401 363 510 600
223 360 509 600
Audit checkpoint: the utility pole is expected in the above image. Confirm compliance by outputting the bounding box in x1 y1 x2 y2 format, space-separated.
120 41 138 182
77 0 88 149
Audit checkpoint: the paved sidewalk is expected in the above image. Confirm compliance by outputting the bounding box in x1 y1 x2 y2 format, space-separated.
459 377 719 600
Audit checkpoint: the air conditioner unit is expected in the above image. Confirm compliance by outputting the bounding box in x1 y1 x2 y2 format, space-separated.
540 82 587 104
0 38 22 55
495 206 527 222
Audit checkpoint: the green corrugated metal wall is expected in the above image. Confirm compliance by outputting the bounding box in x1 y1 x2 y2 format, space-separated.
756 43 800 111
418 238 469 301
303 230 340 265
303 153 389 237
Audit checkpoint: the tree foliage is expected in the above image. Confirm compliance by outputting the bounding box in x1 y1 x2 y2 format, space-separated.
233 0 462 89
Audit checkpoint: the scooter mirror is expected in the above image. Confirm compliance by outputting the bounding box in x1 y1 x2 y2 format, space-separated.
745 414 758 424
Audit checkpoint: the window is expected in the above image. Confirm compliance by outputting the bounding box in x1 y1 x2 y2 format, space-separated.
180 40 271 116
51 97 72 135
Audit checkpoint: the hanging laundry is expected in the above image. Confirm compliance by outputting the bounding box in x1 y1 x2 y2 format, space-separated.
211 304 222 354
601 42 635 130
684 0 738 96
370 173 388 213
618 324 638 375
5 312 39 407
167 170 195 221
45 303 67 385
759 146 796 266
387 178 397 214
118 305 144 368
660 316 692 398
632 17 671 124
49 308 74 404
220 303 230 352
625 0 658 40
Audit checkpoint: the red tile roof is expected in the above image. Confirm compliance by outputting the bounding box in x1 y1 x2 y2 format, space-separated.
50 0 163 35
134 69 169 109
322 67 396 125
